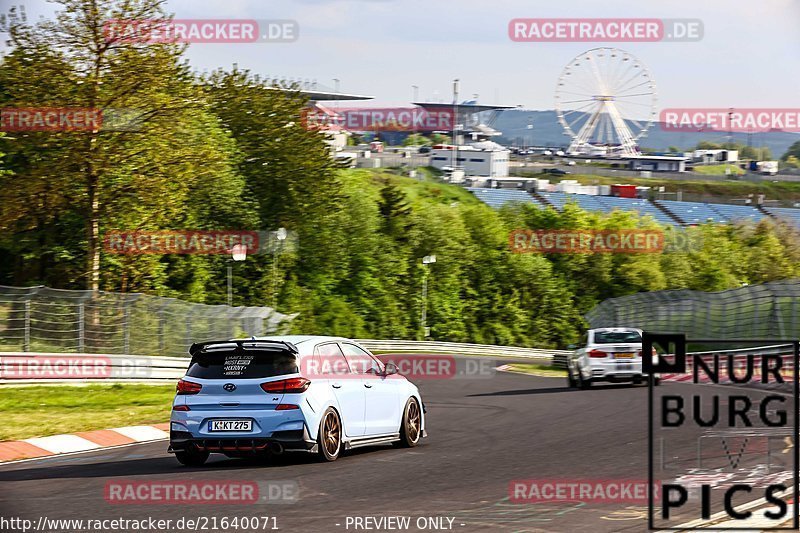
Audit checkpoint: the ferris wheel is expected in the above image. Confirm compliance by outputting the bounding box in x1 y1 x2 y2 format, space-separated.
554 47 657 156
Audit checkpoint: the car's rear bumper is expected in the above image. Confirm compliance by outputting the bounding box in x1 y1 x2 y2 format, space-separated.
168 427 316 454
588 371 657 383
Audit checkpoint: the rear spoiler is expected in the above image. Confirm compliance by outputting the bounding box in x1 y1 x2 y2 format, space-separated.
189 339 299 357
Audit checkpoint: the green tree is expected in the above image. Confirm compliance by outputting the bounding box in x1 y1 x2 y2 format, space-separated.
0 0 250 294
402 133 429 146
781 140 800 162
378 182 413 239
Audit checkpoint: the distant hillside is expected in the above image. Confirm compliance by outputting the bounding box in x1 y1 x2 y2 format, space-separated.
494 109 800 157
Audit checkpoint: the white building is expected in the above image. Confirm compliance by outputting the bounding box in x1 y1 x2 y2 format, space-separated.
430 141 510 177
626 155 687 172
691 149 738 163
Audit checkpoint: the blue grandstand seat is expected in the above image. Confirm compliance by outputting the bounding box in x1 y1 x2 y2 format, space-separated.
538 192 676 226
657 200 727 225
467 188 542 209
765 207 800 227
707 204 765 223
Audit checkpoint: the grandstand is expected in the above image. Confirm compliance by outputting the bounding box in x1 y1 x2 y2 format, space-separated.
538 191 605 212
595 196 676 226
466 188 540 209
707 203 766 223
655 200 727 225
466 187 800 228
764 207 800 226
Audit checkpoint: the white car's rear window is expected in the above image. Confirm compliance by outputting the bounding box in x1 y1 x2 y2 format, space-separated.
593 331 642 344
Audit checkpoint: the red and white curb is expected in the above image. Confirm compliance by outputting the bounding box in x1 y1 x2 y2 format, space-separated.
0 423 169 463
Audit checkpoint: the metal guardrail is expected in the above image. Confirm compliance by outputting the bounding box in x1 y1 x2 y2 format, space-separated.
0 352 189 383
356 339 569 360
1 342 793 383
0 340 571 383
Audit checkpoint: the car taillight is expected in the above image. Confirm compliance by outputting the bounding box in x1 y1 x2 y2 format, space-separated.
275 404 299 410
261 377 311 394
176 379 202 395
173 404 191 411
588 349 607 358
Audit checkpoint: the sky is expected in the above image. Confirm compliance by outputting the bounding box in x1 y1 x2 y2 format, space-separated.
6 0 800 111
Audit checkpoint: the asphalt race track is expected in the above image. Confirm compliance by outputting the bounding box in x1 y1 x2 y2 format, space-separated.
0 357 794 532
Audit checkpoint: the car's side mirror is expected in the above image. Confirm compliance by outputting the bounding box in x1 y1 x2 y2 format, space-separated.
567 344 577 350
384 362 399 376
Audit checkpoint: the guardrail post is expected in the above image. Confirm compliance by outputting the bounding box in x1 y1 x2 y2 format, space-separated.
78 303 85 353
185 310 193 351
158 304 165 355
123 299 131 354
23 299 30 352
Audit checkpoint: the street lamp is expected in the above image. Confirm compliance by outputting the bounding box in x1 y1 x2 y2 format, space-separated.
272 228 287 309
451 79 459 174
227 244 247 307
421 255 436 338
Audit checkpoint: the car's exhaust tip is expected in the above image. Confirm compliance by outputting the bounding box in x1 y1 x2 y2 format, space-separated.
269 441 284 455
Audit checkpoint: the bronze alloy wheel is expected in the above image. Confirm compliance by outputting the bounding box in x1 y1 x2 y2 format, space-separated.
397 398 422 448
406 400 421 443
318 408 341 461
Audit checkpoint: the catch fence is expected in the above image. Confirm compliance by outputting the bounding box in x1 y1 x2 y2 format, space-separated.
586 279 800 339
0 285 295 357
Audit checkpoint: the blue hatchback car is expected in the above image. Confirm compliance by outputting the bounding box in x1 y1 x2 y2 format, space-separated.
169 336 426 465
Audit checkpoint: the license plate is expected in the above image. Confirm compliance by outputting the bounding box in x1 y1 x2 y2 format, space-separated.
208 419 252 432
615 352 634 359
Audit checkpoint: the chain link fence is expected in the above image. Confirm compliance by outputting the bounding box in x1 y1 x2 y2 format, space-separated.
586 279 800 339
0 285 296 356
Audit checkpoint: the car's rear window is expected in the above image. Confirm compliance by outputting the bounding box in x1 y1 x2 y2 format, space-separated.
593 331 642 344
186 349 298 379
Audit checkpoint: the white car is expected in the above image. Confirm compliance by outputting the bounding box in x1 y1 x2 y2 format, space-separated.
566 328 659 389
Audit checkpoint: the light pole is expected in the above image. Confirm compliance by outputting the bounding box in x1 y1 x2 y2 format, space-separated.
227 244 247 307
527 119 534 150
272 227 287 309
420 255 436 338
451 79 459 174
412 85 419 137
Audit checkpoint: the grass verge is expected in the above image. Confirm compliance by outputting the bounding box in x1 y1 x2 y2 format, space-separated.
0 383 175 441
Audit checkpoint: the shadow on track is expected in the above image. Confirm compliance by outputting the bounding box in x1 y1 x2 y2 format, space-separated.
468 383 638 397
0 445 397 482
